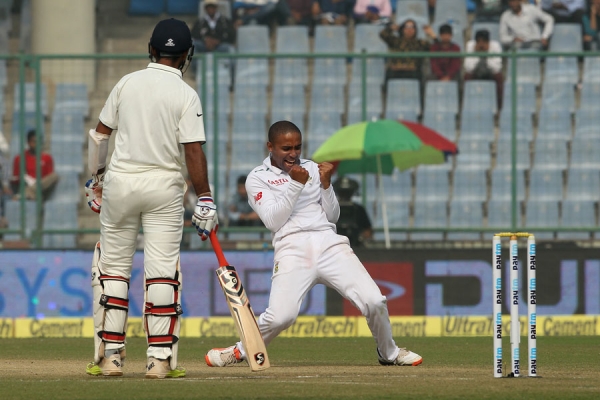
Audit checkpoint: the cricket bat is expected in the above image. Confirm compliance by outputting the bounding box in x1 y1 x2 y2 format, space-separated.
209 231 270 371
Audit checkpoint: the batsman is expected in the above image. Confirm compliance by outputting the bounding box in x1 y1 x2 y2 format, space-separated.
85 18 218 378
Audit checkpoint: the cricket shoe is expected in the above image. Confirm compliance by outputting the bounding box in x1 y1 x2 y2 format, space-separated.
86 353 124 376
145 357 186 379
378 348 423 366
205 345 244 367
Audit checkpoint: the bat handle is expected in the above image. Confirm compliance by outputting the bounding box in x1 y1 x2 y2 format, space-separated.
209 230 228 267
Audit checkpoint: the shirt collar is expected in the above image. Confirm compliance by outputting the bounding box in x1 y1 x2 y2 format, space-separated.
147 63 183 79
263 156 284 175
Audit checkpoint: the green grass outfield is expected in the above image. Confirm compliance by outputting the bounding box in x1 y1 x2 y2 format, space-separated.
0 337 598 399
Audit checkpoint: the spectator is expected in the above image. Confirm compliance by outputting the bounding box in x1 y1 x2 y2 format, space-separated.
287 0 314 27
191 0 236 54
583 0 600 50
380 19 437 83
353 0 392 24
429 24 461 81
0 129 9 219
541 0 585 24
499 0 554 50
233 0 290 28
333 176 372 247
464 29 504 110
9 130 59 201
473 0 508 22
312 0 355 25
228 175 262 226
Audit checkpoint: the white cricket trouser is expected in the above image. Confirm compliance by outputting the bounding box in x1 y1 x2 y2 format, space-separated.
99 170 185 361
237 230 400 361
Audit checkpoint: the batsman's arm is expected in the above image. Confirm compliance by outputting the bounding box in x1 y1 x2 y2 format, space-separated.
184 141 211 197
245 172 303 232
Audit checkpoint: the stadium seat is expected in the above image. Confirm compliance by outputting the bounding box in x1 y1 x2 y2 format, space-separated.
447 200 484 241
550 23 583 52
51 111 85 144
51 136 84 174
166 0 198 14
579 82 600 111
564 167 600 201
395 0 429 27
271 83 306 114
495 137 531 171
306 111 342 156
235 26 270 85
412 199 447 241
351 24 387 85
574 108 598 138
233 83 268 113
309 83 345 114
489 168 526 201
423 111 456 141
528 169 564 201
274 26 309 85
42 200 77 249
462 80 497 114
524 200 559 240
454 138 492 170
537 107 572 140
459 110 495 141
582 56 600 83
532 138 568 170
544 56 579 84
502 81 536 115
231 111 266 141
196 52 232 91
570 137 600 169
451 169 487 201
230 137 268 168
128 0 164 15
505 56 541 86
54 83 89 117
197 80 230 116
346 81 383 122
313 26 348 85
384 109 419 122
385 79 421 116
13 82 48 116
557 199 596 240
499 110 534 141
487 198 519 230
433 0 468 30
48 171 80 203
4 199 37 241
541 81 575 112
414 168 450 201
270 110 305 132
372 198 410 242
425 81 459 115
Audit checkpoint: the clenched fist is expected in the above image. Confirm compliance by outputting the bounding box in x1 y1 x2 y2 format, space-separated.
318 162 334 189
289 165 309 184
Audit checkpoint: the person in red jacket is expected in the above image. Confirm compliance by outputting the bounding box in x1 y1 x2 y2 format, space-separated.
429 24 461 81
10 130 59 201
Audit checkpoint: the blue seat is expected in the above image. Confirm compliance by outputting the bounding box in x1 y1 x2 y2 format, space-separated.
412 199 447 241
452 169 487 201
433 0 468 29
499 110 534 141
166 0 198 14
544 56 579 84
230 137 268 168
309 83 345 114
233 83 267 113
471 22 500 42
495 137 530 171
196 52 232 91
373 199 409 242
274 26 309 85
414 168 450 201
351 57 386 85
270 110 305 132
197 79 230 115
537 107 572 140
54 83 89 117
385 79 421 116
423 111 456 141
235 26 270 85
48 171 80 203
505 56 541 86
425 81 459 115
128 0 164 15
347 109 382 125
454 138 491 170
51 111 85 144
306 111 341 156
541 81 575 112
346 81 383 122
570 137 600 169
550 23 583 52
579 82 600 111
384 109 419 122
13 82 48 116
502 82 536 115
582 56 600 83
447 200 484 241
574 109 599 138
395 0 429 27
459 111 495 141
232 111 266 140
351 24 387 85
271 83 305 114
462 80 497 114
532 138 568 170
4 199 37 241
51 137 84 174
366 170 413 202
42 200 77 249
203 113 229 146
524 200 559 240
489 168 526 201
487 198 519 230
565 167 600 201
529 168 564 200
557 199 596 240
314 26 348 85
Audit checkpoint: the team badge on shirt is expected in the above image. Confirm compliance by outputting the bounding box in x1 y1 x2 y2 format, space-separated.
254 192 262 203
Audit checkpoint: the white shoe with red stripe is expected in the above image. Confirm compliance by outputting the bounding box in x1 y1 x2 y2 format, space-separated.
205 345 244 367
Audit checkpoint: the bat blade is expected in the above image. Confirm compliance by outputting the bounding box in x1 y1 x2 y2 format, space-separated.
210 232 270 371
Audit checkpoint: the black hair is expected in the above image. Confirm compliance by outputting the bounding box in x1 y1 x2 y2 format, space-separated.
237 175 247 185
439 24 453 35
399 19 419 38
268 120 301 143
27 129 36 141
475 29 490 43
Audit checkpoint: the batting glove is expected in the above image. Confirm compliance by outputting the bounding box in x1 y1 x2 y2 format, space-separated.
192 196 219 240
84 172 104 214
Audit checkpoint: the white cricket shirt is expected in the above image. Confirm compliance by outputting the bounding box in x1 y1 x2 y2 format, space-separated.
99 63 205 174
246 157 340 245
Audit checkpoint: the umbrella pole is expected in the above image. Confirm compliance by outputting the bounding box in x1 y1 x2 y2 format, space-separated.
376 154 391 249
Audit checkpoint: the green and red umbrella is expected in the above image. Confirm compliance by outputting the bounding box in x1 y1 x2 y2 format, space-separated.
312 119 458 174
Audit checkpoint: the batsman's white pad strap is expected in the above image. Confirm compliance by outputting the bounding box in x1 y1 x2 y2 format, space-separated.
88 129 110 175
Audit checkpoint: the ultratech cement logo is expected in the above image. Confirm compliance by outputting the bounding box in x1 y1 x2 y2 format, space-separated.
29 319 84 337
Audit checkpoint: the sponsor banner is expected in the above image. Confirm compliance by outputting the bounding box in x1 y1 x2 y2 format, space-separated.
343 262 414 316
5 316 600 338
